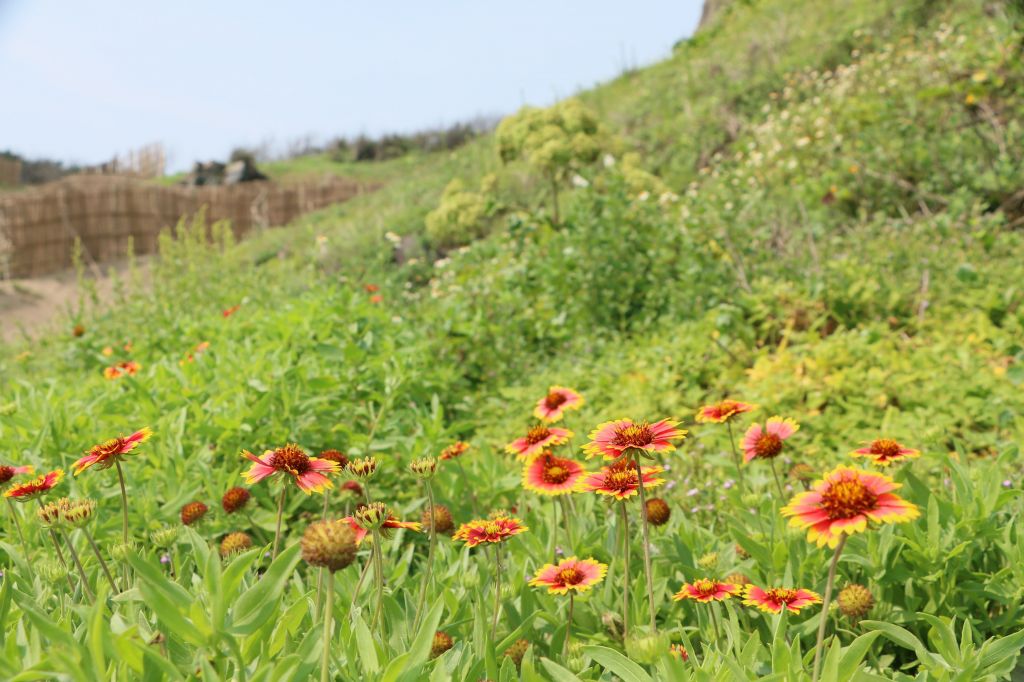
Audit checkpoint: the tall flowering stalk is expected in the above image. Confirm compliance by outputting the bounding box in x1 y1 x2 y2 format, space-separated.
73 427 152 545
672 578 742 639
522 451 585 556
454 517 528 639
781 464 919 682
584 418 686 632
696 400 756 487
410 456 438 630
242 443 339 559
301 519 358 682
343 503 422 638
529 557 607 657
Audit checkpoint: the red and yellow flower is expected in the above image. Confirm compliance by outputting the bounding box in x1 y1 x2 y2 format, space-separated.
3 469 64 501
741 416 799 463
743 585 822 614
529 557 607 595
453 517 528 547
850 438 920 467
582 418 686 460
506 425 573 461
672 578 742 603
242 443 339 494
522 452 585 496
695 400 757 424
439 441 471 461
533 386 584 423
103 360 141 380
0 464 34 488
340 512 422 544
781 464 919 548
579 458 665 500
73 427 152 475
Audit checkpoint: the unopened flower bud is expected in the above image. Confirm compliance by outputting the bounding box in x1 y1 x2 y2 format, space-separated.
151 526 179 548
348 457 377 479
409 457 438 479
644 498 671 526
355 502 388 531
221 487 250 514
697 552 719 571
180 501 209 526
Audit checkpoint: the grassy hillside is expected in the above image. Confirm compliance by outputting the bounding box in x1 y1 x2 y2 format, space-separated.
2 0 1023 679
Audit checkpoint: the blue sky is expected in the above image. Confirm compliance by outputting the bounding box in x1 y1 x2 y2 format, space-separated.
0 1 701 171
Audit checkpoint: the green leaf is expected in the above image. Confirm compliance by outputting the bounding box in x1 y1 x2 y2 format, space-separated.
230 543 302 634
582 645 652 682
539 657 584 682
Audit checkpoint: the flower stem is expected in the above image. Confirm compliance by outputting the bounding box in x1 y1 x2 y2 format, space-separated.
549 497 558 562
83 527 120 594
413 481 436 631
770 458 786 499
560 495 573 552
710 603 721 642
490 544 502 640
321 570 334 682
6 498 33 571
114 460 130 545
36 502 75 593
61 530 95 603
727 421 744 487
619 501 630 641
564 593 575 659
812 535 847 682
370 530 385 636
631 453 658 632
272 484 287 560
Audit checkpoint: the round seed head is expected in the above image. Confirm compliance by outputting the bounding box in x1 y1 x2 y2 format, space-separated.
644 497 671 526
301 519 358 572
421 504 454 534
503 639 530 668
221 486 251 514
319 449 349 469
180 501 209 526
837 583 874 620
430 631 454 659
220 532 253 558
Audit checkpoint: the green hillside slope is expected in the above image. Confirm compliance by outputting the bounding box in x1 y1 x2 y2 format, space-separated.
2 0 1023 678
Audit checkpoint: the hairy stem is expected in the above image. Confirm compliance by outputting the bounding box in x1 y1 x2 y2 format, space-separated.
632 453 658 632
813 535 847 682
414 481 436 630
272 484 287 560
491 544 503 640
321 571 334 682
83 528 120 594
619 501 630 641
727 421 744 487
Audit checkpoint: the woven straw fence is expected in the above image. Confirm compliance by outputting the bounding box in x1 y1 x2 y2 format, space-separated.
0 174 370 279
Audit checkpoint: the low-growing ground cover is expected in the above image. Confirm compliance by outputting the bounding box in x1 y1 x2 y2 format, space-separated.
2 0 1024 679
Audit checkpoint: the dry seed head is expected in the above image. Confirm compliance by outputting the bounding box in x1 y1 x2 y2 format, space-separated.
837 583 874 620
300 519 358 572
503 639 530 668
221 486 250 514
430 631 454 659
421 504 454 534
644 497 671 526
724 572 751 587
220 532 253 558
180 501 209 526
319 449 349 468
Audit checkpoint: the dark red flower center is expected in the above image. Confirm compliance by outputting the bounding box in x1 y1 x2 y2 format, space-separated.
870 439 902 458
525 425 552 445
611 422 653 449
91 437 126 459
766 588 798 604
754 432 783 458
544 392 568 410
273 444 310 474
541 455 572 484
0 466 13 484
604 467 637 492
820 478 878 519
692 579 717 596
556 567 584 585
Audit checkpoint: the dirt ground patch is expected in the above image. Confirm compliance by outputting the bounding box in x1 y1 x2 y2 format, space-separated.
0 261 147 345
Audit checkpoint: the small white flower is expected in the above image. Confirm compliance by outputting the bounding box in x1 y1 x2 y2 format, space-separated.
384 231 401 244
602 153 616 168
571 174 590 188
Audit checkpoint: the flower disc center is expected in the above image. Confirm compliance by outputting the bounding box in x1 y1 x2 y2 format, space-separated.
821 478 878 519
611 422 653 448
